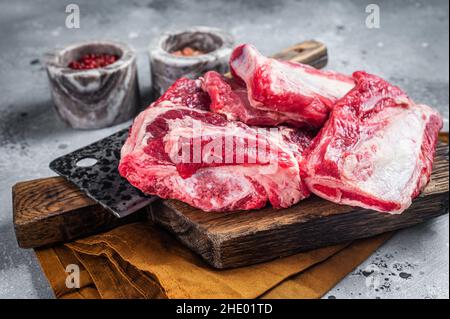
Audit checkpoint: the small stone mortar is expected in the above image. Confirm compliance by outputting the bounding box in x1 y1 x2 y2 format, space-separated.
45 41 140 129
150 26 234 97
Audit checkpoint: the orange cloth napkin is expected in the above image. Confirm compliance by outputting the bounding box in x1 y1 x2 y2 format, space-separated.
35 221 391 299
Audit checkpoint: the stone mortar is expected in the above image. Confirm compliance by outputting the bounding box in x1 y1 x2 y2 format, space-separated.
45 41 141 129
149 26 234 97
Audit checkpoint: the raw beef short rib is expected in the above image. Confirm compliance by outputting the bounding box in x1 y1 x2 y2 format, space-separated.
302 71 443 214
151 77 211 110
230 44 355 128
201 71 301 127
119 104 313 212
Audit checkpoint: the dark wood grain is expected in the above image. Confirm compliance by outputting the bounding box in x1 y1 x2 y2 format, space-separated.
151 142 449 268
13 177 147 248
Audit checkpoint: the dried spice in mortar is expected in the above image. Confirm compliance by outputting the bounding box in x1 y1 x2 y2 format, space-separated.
68 53 119 70
171 46 205 57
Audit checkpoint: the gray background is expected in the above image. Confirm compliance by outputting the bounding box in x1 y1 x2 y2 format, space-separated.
0 0 448 299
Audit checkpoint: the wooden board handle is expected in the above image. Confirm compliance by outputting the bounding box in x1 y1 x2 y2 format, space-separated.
13 177 147 248
13 40 328 249
272 40 328 68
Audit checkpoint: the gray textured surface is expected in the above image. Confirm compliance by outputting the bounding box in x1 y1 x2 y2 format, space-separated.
0 0 448 299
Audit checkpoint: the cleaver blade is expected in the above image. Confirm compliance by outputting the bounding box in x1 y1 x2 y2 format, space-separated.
49 128 156 218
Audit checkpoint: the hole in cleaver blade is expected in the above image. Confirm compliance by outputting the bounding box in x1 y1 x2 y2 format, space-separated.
49 128 156 218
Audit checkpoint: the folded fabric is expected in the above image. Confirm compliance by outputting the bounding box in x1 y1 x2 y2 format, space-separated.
35 221 391 299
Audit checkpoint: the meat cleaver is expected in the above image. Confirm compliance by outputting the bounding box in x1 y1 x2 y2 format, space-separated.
49 128 156 218
49 40 329 218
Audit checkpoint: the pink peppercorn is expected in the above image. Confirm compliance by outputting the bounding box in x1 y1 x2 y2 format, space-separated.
68 53 119 70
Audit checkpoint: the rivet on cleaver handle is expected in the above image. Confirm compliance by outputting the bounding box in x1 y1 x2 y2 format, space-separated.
49 128 156 218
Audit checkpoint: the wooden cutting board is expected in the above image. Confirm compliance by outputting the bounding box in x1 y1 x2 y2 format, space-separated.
12 41 450 269
155 143 448 268
13 144 449 269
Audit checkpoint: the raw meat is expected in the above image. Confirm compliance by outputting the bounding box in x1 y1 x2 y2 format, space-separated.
151 77 210 110
119 103 313 212
201 71 305 127
302 71 443 214
229 44 355 128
